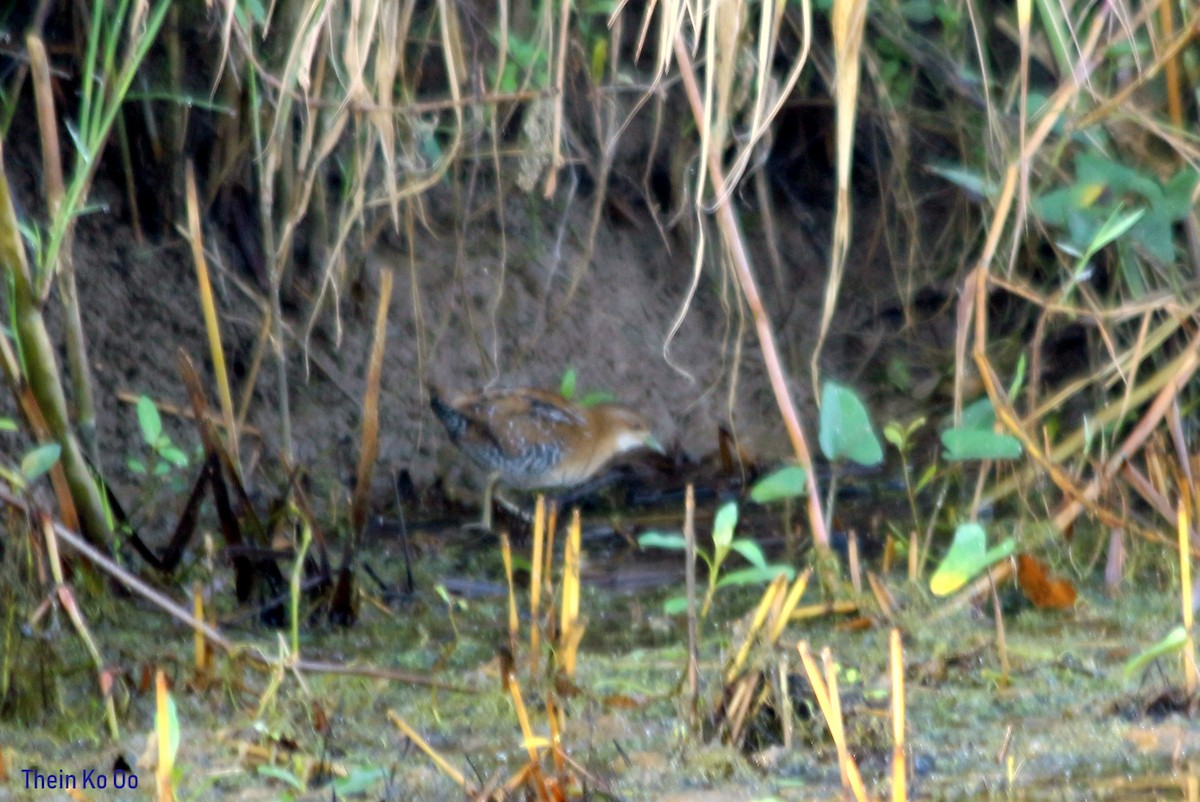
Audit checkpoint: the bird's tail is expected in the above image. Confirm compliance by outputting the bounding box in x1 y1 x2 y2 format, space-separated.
429 391 468 440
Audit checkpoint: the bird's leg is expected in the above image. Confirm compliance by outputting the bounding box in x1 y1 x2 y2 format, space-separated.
480 472 500 532
493 490 532 522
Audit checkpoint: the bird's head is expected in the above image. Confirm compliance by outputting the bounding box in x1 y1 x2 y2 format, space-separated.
595 405 663 455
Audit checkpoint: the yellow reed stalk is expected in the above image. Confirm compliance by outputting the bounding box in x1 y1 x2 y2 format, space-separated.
792 600 859 620
767 568 812 645
387 711 470 790
1179 495 1196 694
547 695 565 773
501 533 519 655
155 670 176 802
824 648 849 786
890 628 907 802
726 573 787 682
543 502 558 594
192 582 206 673
797 642 871 802
868 573 898 621
530 496 546 655
812 0 867 391
505 670 550 801
559 509 583 677
848 530 862 594
184 163 239 468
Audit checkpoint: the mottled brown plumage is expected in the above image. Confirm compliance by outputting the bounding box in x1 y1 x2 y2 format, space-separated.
432 387 660 528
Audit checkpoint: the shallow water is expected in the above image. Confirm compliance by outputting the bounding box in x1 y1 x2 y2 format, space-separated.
3 501 1195 801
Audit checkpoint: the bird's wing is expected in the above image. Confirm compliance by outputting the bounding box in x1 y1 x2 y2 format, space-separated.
521 392 587 426
451 389 582 459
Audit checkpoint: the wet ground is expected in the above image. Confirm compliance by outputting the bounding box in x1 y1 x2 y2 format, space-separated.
4 480 1198 802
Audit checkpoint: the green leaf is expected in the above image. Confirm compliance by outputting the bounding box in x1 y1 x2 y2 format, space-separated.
160 690 180 769
927 163 997 199
929 522 1015 596
560 367 577 400
21 443 61 481
959 397 996 430
898 0 935 22
257 765 306 791
159 445 189 468
883 422 904 449
578 390 616 407
333 766 389 795
717 565 796 588
0 418 17 432
1008 354 1026 400
819 382 883 466
153 461 172 477
663 595 689 615
638 531 687 550
1086 205 1145 254
885 357 913 392
137 395 162 446
915 463 938 493
941 428 1023 461
1162 169 1200 219
1123 626 1188 678
712 502 739 551
730 539 768 570
127 458 147 474
749 465 807 503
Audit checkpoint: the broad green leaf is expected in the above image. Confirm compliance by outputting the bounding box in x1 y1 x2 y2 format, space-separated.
137 395 162 446
819 382 883 466
929 522 1015 596
712 502 739 550
717 565 796 588
1123 626 1188 678
559 367 577 400
1162 169 1200 219
0 418 17 431
960 397 996 430
127 458 147 474
663 595 689 615
750 465 807 503
941 428 1023 461
730 539 768 570
333 767 389 795
899 0 935 22
638 531 687 550
21 443 61 481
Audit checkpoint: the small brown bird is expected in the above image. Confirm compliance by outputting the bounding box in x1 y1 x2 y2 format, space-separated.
431 387 662 529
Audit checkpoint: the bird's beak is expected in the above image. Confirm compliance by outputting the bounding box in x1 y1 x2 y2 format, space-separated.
644 434 665 454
